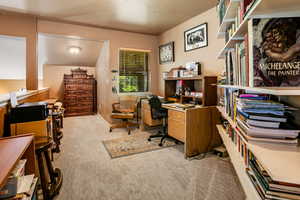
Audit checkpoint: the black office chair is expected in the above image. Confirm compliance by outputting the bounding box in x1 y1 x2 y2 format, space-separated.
147 95 173 146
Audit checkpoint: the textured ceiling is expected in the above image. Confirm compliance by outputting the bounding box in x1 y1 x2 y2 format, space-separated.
0 0 217 34
38 34 103 67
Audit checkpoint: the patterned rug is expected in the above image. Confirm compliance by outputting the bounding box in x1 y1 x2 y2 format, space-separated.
102 133 177 158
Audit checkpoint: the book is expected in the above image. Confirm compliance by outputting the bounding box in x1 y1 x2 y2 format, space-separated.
237 118 299 139
238 110 288 123
249 155 300 198
246 118 281 129
238 107 285 116
237 125 299 145
244 33 250 86
0 178 17 199
248 17 300 87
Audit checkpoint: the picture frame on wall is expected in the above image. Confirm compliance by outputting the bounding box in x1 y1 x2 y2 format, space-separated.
159 41 175 64
184 23 208 52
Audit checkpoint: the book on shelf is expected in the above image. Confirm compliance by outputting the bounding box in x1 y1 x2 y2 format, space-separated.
247 153 300 200
217 0 230 25
0 159 37 200
248 17 300 87
221 90 300 145
238 110 288 122
225 41 249 86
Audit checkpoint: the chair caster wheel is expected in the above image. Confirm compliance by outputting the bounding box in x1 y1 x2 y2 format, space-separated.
159 143 163 147
148 138 151 142
109 128 112 132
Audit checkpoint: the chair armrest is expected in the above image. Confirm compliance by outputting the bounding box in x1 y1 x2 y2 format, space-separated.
112 103 120 112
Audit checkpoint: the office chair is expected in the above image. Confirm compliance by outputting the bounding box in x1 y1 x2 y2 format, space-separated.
110 95 139 135
147 95 174 146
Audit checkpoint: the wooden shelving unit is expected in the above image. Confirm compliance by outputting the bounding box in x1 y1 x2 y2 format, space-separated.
0 134 36 189
217 0 300 58
164 76 217 106
217 85 300 96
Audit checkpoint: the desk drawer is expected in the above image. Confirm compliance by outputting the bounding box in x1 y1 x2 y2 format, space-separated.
168 110 185 142
168 119 185 142
168 110 185 121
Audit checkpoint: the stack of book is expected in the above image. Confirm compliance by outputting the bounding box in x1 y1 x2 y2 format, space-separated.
235 94 299 145
0 159 38 200
247 153 300 200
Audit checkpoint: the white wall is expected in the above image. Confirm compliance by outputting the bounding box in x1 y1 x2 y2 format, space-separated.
95 41 110 115
0 35 26 80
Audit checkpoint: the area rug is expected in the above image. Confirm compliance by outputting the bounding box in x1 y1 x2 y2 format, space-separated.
102 133 177 158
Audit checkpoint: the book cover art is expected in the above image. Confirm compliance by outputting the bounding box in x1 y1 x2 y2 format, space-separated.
250 17 300 87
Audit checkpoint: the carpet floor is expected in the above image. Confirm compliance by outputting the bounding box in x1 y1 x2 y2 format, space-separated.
54 115 246 200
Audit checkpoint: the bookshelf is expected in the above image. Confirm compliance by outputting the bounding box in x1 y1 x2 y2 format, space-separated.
216 0 300 199
164 76 202 81
217 106 300 185
0 134 36 189
217 0 241 36
217 85 300 96
217 0 300 58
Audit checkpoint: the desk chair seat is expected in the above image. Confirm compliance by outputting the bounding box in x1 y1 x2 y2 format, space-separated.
110 96 139 135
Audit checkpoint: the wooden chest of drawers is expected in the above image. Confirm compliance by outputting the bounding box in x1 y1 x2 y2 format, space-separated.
63 68 97 117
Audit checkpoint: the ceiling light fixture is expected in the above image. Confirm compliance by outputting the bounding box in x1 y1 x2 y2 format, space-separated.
68 46 81 55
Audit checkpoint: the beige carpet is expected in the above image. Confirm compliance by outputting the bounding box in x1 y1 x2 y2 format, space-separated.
103 133 176 158
53 115 246 200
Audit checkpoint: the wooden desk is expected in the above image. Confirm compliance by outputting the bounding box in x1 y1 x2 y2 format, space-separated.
162 104 222 157
0 134 36 189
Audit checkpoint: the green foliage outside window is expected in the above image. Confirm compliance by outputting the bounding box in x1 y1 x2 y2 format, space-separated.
119 50 149 93
119 76 138 92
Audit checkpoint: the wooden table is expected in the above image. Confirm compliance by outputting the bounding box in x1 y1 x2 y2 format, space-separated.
0 134 36 189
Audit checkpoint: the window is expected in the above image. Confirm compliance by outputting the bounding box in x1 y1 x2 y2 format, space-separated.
119 49 149 93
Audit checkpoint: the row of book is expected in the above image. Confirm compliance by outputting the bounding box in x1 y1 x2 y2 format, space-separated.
224 0 256 42
247 152 300 200
225 16 300 88
225 37 249 86
221 119 300 200
225 124 249 166
223 89 300 145
0 159 38 200
217 0 256 27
